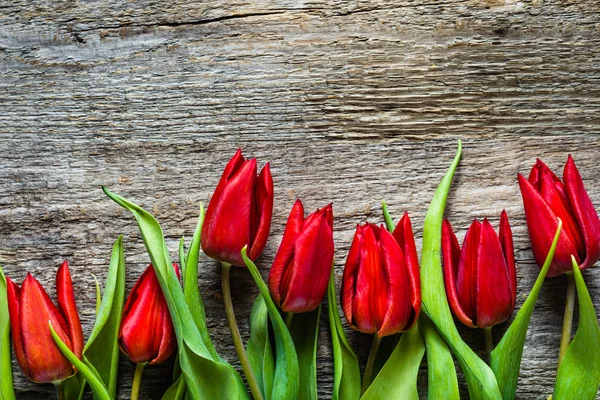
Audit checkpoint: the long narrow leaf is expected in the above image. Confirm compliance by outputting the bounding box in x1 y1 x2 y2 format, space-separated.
161 376 186 400
552 256 600 399
420 141 501 399
288 307 321 400
490 221 563 400
242 248 300 400
49 323 112 400
103 187 248 399
328 269 361 400
0 266 15 400
246 294 275 400
361 323 425 400
421 314 459 400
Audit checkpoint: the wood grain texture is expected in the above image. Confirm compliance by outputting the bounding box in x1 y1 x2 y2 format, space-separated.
1 0 599 398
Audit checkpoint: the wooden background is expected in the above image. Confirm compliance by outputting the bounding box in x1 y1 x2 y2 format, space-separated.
1 0 599 398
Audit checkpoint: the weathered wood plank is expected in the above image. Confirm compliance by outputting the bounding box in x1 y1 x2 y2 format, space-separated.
1 1 600 398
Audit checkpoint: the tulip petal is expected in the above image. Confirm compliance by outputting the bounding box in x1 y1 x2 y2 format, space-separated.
281 204 334 313
392 213 421 325
56 261 84 360
457 220 481 325
378 228 413 337
269 199 304 308
202 158 257 266
475 219 513 328
6 277 31 380
442 219 475 328
564 155 600 270
341 226 362 329
20 274 73 383
498 210 516 310
518 173 580 277
249 163 274 261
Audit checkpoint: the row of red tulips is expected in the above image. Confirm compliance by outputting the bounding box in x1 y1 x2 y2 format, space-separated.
1 143 599 400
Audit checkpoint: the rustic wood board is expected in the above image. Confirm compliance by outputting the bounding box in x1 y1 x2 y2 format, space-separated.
1 0 600 398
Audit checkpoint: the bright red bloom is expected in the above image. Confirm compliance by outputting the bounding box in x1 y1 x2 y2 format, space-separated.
518 156 600 277
442 211 516 329
119 263 178 364
6 261 84 383
269 200 334 313
341 218 420 337
201 149 274 266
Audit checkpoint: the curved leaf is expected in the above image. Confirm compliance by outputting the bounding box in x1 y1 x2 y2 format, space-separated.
0 266 15 400
327 269 360 400
242 248 299 400
421 314 459 400
490 221 563 400
103 187 248 399
420 141 501 399
246 294 275 400
288 307 321 400
49 323 112 400
552 256 600 399
161 376 186 400
361 323 425 400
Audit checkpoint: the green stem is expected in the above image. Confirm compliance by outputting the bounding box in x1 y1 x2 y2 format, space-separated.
130 362 146 400
221 262 265 400
361 334 382 395
558 272 576 368
284 312 293 330
484 327 493 362
54 381 65 400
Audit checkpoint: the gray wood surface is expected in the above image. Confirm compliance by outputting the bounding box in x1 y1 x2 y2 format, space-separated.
1 0 600 398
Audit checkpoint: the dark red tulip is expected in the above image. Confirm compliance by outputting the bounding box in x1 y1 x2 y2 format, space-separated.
269 200 334 313
518 156 600 277
201 149 274 266
6 261 84 383
442 211 516 329
119 263 178 364
341 220 420 337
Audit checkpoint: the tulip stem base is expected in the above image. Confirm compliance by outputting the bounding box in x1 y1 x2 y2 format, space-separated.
558 271 576 368
130 362 146 400
361 334 382 395
484 327 493 361
54 381 65 400
221 262 264 400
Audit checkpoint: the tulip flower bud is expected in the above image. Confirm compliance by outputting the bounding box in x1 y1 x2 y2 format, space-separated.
201 149 274 267
442 211 516 329
119 263 178 364
268 200 334 313
6 261 84 383
518 156 600 277
341 220 421 337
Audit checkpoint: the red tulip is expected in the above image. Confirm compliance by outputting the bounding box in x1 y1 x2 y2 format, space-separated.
442 211 516 329
341 218 420 337
518 156 600 277
119 263 178 364
201 149 274 266
269 200 334 313
6 261 83 383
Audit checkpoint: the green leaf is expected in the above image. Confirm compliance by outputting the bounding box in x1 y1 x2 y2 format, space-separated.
80 236 126 399
421 314 459 400
242 248 300 400
161 376 186 400
552 256 600 399
246 294 275 400
287 307 321 400
0 266 15 400
420 140 501 400
327 268 361 400
49 323 112 400
361 323 425 400
381 201 395 232
103 187 248 399
490 221 563 400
